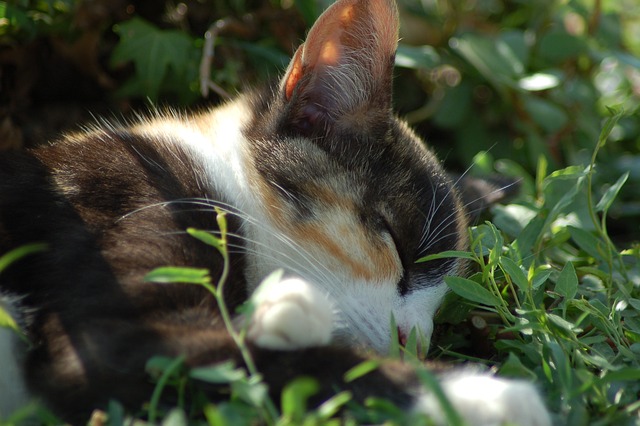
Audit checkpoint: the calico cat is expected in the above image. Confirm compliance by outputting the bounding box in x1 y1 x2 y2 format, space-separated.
0 0 551 424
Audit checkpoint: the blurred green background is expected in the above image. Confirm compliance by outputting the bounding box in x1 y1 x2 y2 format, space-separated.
1 0 639 236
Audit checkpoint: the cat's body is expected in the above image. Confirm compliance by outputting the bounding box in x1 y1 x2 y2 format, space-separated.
0 0 550 424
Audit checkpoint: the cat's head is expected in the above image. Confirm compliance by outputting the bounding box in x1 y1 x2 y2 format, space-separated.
242 0 468 354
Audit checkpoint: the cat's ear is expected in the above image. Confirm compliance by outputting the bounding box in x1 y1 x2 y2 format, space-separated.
280 0 399 132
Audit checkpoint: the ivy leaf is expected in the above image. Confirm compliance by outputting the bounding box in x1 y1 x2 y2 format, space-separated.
111 17 194 101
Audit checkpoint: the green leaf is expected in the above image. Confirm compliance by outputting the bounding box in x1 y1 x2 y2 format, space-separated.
388 313 400 358
187 228 224 252
316 391 352 419
444 276 502 307
451 33 524 92
215 208 228 241
190 361 246 384
203 401 260 425
568 226 605 261
344 360 380 383
0 305 19 333
531 267 553 289
595 172 628 213
555 262 578 301
294 0 321 24
538 30 588 64
364 397 404 419
628 298 640 311
432 81 473 128
597 106 624 149
146 356 185 380
518 72 561 91
0 243 48 273
111 17 194 100
600 368 640 383
105 400 126 426
402 326 420 360
512 216 545 258
146 355 186 423
395 44 441 70
522 95 568 133
499 257 529 291
416 250 475 263
499 352 537 380
231 375 268 407
281 377 319 421
202 404 225 426
162 408 188 426
234 40 290 70
144 266 210 284
547 313 580 334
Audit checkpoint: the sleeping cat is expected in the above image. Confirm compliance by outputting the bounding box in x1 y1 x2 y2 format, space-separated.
0 0 551 424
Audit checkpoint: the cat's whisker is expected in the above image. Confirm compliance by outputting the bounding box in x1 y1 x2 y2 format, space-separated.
418 180 440 250
420 178 521 254
158 229 325 290
149 199 342 287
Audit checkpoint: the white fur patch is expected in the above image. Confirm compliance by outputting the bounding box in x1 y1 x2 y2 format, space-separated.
414 373 552 426
247 275 334 350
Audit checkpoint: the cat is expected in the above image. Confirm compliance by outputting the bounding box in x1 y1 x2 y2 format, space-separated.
0 0 551 424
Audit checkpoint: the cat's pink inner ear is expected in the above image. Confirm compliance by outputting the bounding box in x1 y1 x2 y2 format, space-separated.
285 46 304 100
282 0 398 104
305 0 398 66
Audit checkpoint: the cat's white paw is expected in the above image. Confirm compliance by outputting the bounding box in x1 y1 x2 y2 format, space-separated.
414 373 551 426
247 274 333 350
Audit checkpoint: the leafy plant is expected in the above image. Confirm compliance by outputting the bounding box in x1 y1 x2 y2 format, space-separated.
111 17 201 105
0 0 76 42
144 208 280 423
425 109 640 424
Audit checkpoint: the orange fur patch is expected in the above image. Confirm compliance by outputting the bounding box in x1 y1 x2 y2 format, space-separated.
292 221 399 282
253 171 401 281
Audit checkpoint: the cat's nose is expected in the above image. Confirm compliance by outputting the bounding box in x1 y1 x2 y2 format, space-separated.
397 326 407 347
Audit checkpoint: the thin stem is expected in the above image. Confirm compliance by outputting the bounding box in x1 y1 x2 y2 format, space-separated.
211 209 279 423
